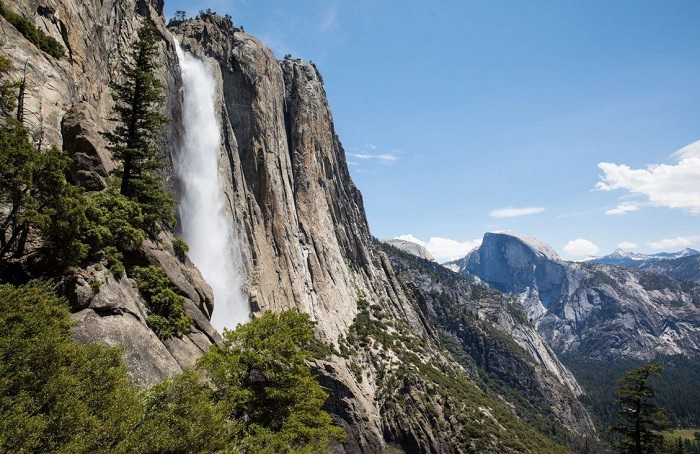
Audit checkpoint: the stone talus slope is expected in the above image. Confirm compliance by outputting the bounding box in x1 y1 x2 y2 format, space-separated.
458 231 700 360
2 0 220 387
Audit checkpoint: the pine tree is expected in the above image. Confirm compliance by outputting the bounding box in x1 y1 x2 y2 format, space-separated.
105 19 174 234
198 310 345 452
610 364 668 454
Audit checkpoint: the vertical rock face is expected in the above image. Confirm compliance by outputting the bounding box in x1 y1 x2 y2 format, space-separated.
171 18 598 451
459 231 700 361
171 16 404 344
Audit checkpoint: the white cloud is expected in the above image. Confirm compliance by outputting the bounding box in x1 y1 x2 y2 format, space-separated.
348 153 398 162
617 241 639 249
489 206 545 218
648 236 693 250
563 239 600 257
596 141 700 214
347 144 400 166
396 234 481 263
605 204 639 215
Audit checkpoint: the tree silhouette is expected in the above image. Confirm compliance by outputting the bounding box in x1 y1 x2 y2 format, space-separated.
610 364 668 454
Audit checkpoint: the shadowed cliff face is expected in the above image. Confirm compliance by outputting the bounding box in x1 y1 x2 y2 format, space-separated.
458 232 700 361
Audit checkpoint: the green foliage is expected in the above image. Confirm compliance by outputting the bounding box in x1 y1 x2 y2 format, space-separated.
30 147 93 268
564 355 700 435
0 61 100 275
87 185 145 252
167 10 188 27
105 19 174 235
0 2 65 59
172 237 189 262
0 284 341 453
611 364 669 454
198 310 344 452
0 55 18 116
0 118 39 262
132 265 193 339
122 369 238 453
589 269 618 287
0 120 95 272
0 282 143 453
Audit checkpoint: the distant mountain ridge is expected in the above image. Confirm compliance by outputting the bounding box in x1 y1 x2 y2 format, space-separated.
588 247 700 284
588 247 699 267
449 231 700 361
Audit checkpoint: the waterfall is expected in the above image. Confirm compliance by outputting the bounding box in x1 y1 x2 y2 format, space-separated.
174 41 250 331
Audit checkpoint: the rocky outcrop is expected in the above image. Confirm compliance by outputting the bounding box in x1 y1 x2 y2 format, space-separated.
383 238 436 262
171 17 390 344
588 248 700 285
62 234 220 388
456 231 700 361
638 254 700 284
169 16 431 450
170 16 587 452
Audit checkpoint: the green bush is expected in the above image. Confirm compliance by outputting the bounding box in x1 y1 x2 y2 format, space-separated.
0 282 142 453
0 284 343 453
132 265 193 339
172 237 189 262
0 2 65 59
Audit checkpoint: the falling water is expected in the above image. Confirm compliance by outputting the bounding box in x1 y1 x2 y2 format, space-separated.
174 41 250 331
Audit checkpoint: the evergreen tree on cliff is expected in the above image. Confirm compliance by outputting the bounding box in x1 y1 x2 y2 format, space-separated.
611 364 668 454
105 19 174 234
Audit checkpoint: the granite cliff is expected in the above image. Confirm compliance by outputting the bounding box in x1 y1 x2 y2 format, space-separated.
3 2 598 451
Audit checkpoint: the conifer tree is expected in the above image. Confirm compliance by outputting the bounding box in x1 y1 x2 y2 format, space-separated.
610 364 668 454
0 55 93 272
198 310 345 452
105 19 174 234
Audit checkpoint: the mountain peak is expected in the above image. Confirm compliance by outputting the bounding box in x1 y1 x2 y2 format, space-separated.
383 238 436 262
489 230 562 261
610 248 629 258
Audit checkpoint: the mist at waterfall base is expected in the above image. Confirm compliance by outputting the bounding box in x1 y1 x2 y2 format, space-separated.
174 42 250 331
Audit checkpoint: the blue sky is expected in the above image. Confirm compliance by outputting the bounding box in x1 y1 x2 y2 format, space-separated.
166 1 700 262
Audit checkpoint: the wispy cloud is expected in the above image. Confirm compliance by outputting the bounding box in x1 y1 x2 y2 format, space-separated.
563 238 600 257
396 234 481 263
596 140 700 214
647 235 700 250
605 204 639 215
346 144 401 172
489 206 545 218
318 6 340 33
348 153 398 162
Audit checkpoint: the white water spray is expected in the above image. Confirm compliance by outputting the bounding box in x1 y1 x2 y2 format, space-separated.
174 41 250 331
